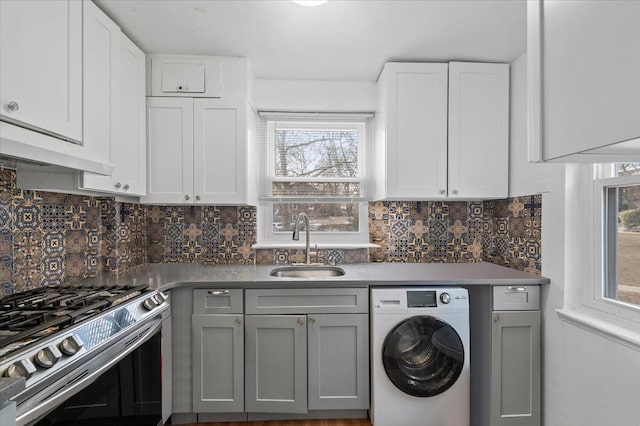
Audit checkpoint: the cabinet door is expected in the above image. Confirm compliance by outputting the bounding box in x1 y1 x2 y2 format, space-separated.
192 314 244 413
530 1 640 161
193 99 247 204
0 0 82 142
245 315 307 414
112 34 146 196
142 98 194 204
491 311 541 426
82 0 120 161
448 62 509 199
377 62 448 200
80 1 121 194
307 314 369 410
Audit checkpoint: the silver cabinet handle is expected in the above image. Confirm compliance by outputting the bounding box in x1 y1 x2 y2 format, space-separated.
6 101 19 112
114 182 122 189
297 317 305 325
235 316 242 325
195 195 201 201
451 189 458 195
440 189 446 195
506 286 527 292
309 317 315 324
123 184 129 190
208 290 229 296
185 195 190 201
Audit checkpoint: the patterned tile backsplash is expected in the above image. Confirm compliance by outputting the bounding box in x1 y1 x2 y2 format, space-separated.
146 205 256 265
0 167 541 294
367 197 541 275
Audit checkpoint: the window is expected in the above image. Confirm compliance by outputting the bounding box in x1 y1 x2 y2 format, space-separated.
594 163 640 311
257 113 371 245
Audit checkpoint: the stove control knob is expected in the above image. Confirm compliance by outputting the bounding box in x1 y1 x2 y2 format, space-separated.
4 358 36 379
440 292 452 305
153 292 167 305
34 345 63 369
59 335 84 356
142 297 158 311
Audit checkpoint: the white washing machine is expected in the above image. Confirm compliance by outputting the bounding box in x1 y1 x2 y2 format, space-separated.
371 287 470 426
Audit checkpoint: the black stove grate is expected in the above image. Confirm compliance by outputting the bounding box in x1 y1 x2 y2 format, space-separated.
0 285 149 350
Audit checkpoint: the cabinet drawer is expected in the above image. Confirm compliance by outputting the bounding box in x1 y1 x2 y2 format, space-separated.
193 289 243 314
493 285 540 311
245 288 368 314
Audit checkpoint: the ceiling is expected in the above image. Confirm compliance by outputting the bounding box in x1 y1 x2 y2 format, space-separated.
96 0 526 81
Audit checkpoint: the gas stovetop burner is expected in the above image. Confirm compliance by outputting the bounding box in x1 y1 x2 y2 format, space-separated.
0 285 150 355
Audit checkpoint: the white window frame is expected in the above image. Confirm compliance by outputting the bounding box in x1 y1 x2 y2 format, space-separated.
588 164 640 324
256 115 371 247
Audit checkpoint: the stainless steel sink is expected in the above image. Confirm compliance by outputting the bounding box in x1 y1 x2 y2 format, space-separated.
269 266 346 278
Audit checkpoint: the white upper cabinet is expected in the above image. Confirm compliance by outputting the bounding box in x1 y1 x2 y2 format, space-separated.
528 0 640 162
0 0 82 142
143 56 256 206
375 62 509 200
81 1 146 196
114 35 147 195
193 99 250 205
448 62 509 199
150 56 223 98
144 97 194 204
374 63 448 200
142 97 257 205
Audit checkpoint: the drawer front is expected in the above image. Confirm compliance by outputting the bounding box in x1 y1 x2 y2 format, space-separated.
493 285 540 311
193 289 243 314
245 288 368 314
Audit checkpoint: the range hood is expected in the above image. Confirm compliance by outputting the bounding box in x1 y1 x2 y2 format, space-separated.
0 121 113 175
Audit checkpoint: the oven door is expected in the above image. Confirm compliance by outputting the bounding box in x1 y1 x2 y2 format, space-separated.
16 313 165 426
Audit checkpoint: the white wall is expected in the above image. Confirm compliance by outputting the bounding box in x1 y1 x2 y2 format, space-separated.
509 52 640 426
252 79 376 112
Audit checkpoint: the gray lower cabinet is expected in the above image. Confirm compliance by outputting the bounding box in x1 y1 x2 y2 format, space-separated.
307 314 369 410
192 314 244 413
491 310 541 426
245 315 308 414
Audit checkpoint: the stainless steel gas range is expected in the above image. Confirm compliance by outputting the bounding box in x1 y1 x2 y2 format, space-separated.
0 284 169 425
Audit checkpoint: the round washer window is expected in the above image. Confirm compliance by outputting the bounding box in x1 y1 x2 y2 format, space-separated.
382 315 464 397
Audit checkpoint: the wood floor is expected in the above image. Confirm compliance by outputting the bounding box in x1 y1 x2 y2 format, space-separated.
183 420 371 426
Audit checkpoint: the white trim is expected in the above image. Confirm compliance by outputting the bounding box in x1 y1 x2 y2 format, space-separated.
557 308 640 352
252 242 379 249
585 165 640 327
258 114 370 245
258 111 374 120
526 0 543 163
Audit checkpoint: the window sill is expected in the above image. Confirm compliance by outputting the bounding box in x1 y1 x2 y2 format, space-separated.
556 307 640 352
252 242 380 249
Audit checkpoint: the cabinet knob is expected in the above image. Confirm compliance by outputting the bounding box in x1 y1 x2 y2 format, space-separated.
452 189 458 195
185 195 190 201
235 316 242 325
297 317 305 325
309 317 315 324
6 101 19 112
123 184 130 190
493 313 500 322
195 195 201 201
440 189 446 195
115 182 122 189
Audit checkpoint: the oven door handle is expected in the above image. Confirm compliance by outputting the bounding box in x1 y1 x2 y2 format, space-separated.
16 318 163 426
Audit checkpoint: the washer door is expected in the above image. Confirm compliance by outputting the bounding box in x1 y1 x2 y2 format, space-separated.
382 315 464 397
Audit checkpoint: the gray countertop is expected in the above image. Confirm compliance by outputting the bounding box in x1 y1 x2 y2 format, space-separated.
74 261 549 291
